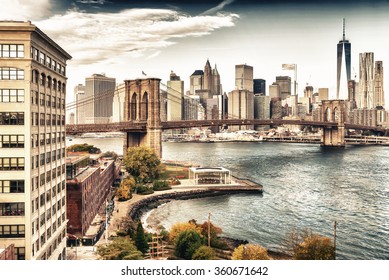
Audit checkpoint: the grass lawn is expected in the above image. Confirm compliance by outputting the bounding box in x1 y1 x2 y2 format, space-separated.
159 163 189 180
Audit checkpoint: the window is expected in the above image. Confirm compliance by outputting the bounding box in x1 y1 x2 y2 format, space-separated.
32 47 39 61
0 44 24 58
0 112 24 125
0 68 24 80
0 135 24 148
0 203 25 216
40 194 45 208
0 225 25 238
14 247 25 260
46 133 51 145
40 113 45 126
0 158 24 170
40 153 45 166
39 52 45 64
0 180 24 193
46 56 51 68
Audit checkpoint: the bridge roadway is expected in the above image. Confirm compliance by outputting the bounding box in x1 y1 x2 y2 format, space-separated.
66 119 388 135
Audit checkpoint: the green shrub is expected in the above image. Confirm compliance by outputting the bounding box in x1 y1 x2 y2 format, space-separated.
152 180 171 191
136 185 154 195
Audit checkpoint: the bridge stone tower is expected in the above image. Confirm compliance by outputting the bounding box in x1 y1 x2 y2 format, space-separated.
123 78 162 158
321 100 345 147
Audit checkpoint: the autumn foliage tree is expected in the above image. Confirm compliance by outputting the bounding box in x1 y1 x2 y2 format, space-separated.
192 246 216 260
123 146 161 183
231 244 271 260
283 228 335 260
97 236 143 260
116 177 136 201
168 221 202 244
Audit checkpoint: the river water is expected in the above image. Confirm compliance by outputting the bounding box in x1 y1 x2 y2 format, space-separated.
67 137 389 259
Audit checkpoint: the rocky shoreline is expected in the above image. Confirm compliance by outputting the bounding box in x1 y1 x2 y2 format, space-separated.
128 188 260 221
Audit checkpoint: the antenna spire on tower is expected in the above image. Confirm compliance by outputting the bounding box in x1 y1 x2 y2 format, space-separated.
342 18 346 41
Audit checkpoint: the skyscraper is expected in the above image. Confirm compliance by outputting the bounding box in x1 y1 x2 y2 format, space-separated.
235 64 253 92
336 18 351 100
358 52 374 108
253 79 266 95
74 84 85 124
275 76 291 100
0 21 71 260
166 71 184 121
374 61 384 108
84 73 116 124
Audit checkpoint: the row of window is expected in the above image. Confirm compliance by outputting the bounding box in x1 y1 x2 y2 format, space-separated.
0 112 24 125
0 67 24 80
0 135 24 148
0 225 25 238
0 89 24 103
31 113 65 127
34 229 66 260
32 71 66 93
0 157 25 171
31 91 65 109
31 47 65 75
0 202 24 216
0 180 24 193
32 150 65 170
31 132 65 148
0 44 24 58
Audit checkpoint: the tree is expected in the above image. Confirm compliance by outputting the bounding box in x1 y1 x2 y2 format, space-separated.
123 146 161 183
135 222 149 254
283 228 335 260
174 230 204 260
294 234 335 260
169 221 201 244
97 236 143 260
231 244 271 260
102 151 119 160
192 246 216 260
116 178 136 201
66 143 101 154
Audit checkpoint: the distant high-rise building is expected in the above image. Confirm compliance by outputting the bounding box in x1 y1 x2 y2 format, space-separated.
74 84 85 124
189 70 203 95
336 18 351 99
235 64 253 92
0 21 71 260
348 80 357 110
189 60 222 119
374 61 384 108
112 83 126 122
304 85 313 99
358 52 374 108
269 83 281 99
318 88 329 102
275 76 291 100
253 79 266 95
254 95 270 130
84 73 116 124
167 71 184 121
228 89 254 131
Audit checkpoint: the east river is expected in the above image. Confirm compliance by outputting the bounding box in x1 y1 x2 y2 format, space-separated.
67 137 389 259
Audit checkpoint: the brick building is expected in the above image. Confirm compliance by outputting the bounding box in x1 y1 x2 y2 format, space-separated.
66 154 120 245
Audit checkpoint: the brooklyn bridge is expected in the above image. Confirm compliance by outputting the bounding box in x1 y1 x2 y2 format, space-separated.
66 78 389 158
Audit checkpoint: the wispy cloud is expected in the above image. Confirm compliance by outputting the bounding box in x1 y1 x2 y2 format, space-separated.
0 0 52 20
77 0 106 4
200 0 235 16
35 8 239 64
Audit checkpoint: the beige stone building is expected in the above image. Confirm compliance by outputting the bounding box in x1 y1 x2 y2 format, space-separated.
166 71 183 121
0 21 71 260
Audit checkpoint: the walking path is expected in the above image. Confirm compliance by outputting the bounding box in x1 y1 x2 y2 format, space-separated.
67 180 262 260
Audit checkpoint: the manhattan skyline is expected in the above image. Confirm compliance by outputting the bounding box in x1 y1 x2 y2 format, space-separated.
2 0 389 109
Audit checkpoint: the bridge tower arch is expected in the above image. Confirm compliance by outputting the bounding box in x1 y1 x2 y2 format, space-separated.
123 78 162 157
321 100 345 147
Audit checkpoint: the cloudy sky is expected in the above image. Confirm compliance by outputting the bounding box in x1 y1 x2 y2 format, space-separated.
2 0 389 108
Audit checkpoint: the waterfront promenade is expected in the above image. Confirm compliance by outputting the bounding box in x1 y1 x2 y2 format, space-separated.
67 178 262 260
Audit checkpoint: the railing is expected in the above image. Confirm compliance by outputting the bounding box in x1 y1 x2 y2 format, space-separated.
66 119 387 134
